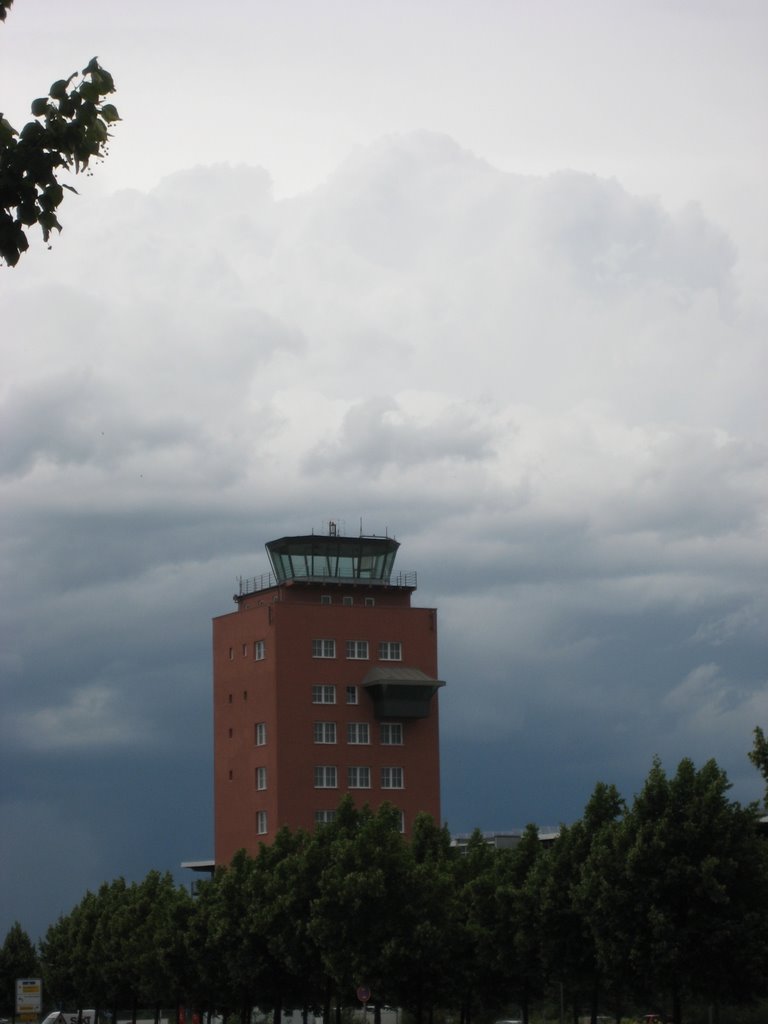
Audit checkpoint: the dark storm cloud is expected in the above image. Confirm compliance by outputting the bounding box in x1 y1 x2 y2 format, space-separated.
0 371 204 477
1 133 765 943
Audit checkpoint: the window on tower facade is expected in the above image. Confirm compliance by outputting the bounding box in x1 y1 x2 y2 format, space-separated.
343 596 354 607
256 766 267 790
320 594 332 605
315 809 337 825
346 639 369 660
365 597 375 607
347 766 371 789
381 766 404 789
314 765 338 789
254 640 265 660
312 684 336 704
256 810 268 835
313 721 337 744
346 685 358 705
347 722 370 745
380 722 403 745
255 722 266 745
378 641 402 661
312 639 336 658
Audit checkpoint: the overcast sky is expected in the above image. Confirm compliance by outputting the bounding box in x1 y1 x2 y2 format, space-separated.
1 0 767 942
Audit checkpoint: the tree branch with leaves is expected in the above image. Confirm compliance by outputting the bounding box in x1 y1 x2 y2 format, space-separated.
1 3 119 266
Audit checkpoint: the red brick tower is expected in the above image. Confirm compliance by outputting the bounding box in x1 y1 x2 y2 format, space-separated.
213 525 445 864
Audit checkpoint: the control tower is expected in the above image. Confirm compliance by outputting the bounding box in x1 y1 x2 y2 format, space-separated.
212 524 445 863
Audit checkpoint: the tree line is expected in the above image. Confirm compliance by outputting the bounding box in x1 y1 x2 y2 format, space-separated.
3 757 768 1024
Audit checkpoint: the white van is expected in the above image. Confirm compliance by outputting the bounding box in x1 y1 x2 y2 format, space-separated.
41 1011 97 1024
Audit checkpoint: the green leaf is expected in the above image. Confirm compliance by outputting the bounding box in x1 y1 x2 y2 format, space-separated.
19 120 44 142
18 201 38 225
0 115 17 141
101 103 121 123
79 81 100 103
38 208 62 239
30 97 48 117
40 183 64 211
92 119 108 143
49 79 69 100
97 68 115 93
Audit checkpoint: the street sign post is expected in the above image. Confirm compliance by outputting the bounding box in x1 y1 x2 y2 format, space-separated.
16 978 42 1021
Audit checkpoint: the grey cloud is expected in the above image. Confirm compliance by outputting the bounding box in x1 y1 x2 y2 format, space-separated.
306 395 495 473
2 684 151 753
283 134 737 311
296 133 501 269
0 371 206 478
152 163 275 209
691 601 766 647
0 134 765 942
536 172 737 299
663 663 733 715
596 429 768 540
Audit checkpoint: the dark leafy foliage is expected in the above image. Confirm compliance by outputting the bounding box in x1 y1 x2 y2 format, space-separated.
0 921 40 1015
10 754 768 1023
580 758 768 1024
749 726 768 807
1 18 119 267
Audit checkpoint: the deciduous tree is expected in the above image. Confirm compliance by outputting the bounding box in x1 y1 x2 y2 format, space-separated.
0 921 41 1016
309 801 414 1009
388 814 459 1024
549 782 626 1022
583 757 768 1024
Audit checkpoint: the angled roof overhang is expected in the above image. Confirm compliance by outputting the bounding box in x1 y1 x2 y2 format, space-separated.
362 665 445 719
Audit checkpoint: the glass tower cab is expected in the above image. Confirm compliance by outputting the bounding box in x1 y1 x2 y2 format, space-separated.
265 528 412 588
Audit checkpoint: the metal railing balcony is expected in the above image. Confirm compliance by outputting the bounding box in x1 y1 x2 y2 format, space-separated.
237 569 417 597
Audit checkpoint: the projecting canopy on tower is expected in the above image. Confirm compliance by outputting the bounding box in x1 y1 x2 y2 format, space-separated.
363 665 446 719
